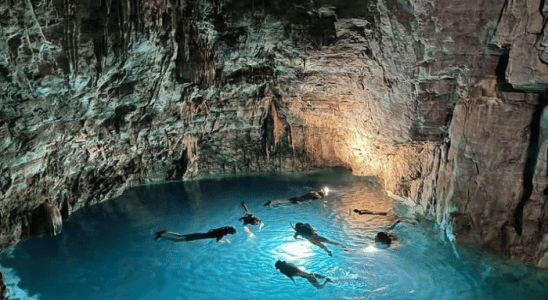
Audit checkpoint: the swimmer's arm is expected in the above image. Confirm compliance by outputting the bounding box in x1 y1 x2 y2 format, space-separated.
386 220 401 231
216 237 231 243
283 274 296 284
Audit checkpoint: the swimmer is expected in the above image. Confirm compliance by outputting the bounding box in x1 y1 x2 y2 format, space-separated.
239 202 263 229
264 187 329 206
375 232 392 246
292 222 345 256
154 226 236 243
352 209 388 216
375 220 400 247
275 260 333 289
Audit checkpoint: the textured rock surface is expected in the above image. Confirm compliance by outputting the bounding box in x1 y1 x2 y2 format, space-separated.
0 272 5 300
2 0 548 280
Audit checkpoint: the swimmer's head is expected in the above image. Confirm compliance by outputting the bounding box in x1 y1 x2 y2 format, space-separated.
275 260 284 269
294 223 313 235
224 227 236 235
375 232 391 246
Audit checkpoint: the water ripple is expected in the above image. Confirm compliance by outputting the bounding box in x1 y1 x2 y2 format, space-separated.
1 169 548 299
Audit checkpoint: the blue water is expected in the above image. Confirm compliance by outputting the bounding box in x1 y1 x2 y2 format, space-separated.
2 169 548 300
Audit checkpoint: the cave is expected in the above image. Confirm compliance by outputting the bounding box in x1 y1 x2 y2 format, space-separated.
2 0 548 298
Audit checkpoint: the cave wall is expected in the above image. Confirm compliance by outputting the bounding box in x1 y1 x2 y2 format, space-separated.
413 0 548 268
1 0 548 275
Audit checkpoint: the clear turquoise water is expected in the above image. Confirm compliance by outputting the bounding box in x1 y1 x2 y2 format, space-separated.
2 169 548 300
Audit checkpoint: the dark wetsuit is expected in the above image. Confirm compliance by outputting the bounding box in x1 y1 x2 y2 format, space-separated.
240 215 261 225
155 226 236 242
293 223 344 256
275 260 333 289
375 220 400 247
239 202 261 226
353 209 388 216
288 189 325 204
375 232 391 246
264 188 327 206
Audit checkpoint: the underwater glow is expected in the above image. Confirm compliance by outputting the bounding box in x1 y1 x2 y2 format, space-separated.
2 169 548 300
364 244 377 253
273 239 316 260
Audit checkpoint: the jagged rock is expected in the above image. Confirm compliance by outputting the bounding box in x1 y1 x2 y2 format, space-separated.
494 0 548 90
418 83 539 252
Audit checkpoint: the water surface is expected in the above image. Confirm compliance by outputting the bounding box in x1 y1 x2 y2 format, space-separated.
2 169 548 300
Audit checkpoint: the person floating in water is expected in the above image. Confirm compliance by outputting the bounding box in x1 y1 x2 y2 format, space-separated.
292 222 345 256
264 187 329 206
352 209 388 216
154 226 236 243
239 202 263 229
375 220 401 247
275 260 333 289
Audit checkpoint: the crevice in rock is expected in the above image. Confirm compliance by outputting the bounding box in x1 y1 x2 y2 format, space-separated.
169 148 190 180
495 53 515 92
514 95 547 235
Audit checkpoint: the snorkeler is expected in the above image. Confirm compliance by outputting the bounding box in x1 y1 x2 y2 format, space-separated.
291 222 345 256
239 202 263 229
352 209 388 216
154 226 236 243
375 220 400 247
275 260 333 289
264 187 329 206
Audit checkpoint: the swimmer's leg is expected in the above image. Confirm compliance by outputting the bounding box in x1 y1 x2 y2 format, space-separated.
309 240 332 256
387 220 401 231
154 230 167 240
316 236 340 246
244 226 256 237
264 199 289 206
320 238 347 250
313 273 326 279
301 273 331 289
217 238 231 243
164 232 207 242
313 273 334 283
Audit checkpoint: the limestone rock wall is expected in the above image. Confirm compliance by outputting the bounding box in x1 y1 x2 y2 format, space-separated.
411 0 548 268
1 0 548 273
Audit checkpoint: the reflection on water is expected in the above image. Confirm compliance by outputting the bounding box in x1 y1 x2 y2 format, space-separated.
1 168 548 300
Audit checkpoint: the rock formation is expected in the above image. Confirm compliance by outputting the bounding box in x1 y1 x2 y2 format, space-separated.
1 0 548 285
0 271 5 300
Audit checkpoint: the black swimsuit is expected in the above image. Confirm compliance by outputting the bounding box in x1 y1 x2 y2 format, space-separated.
289 190 325 203
183 227 234 241
240 215 260 225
